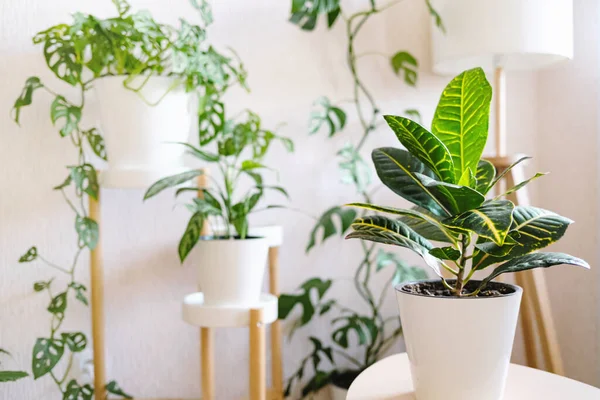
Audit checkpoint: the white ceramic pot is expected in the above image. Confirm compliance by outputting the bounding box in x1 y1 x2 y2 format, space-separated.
195 237 270 306
94 76 193 188
396 280 522 400
329 384 348 400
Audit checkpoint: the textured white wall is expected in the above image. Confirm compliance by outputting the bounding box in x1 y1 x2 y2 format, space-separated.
0 1 595 399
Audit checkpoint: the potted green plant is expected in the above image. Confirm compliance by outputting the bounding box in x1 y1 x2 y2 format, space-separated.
144 109 293 306
14 0 246 187
344 67 589 400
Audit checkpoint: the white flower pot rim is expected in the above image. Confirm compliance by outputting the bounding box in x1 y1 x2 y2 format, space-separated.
199 235 266 241
395 279 522 299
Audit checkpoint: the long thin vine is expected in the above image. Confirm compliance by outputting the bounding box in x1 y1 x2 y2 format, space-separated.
280 0 444 397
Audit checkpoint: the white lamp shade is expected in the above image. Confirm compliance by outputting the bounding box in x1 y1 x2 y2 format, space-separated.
431 0 573 75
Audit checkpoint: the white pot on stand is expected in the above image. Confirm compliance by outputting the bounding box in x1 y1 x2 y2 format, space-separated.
94 76 193 188
195 236 270 306
395 280 522 400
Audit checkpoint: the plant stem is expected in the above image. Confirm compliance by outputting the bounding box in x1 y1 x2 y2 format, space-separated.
454 234 470 296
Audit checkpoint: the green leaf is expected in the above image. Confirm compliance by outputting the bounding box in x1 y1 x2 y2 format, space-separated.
189 197 222 216
390 52 418 86
63 379 94 400
75 216 99 250
190 0 213 26
475 159 496 194
488 156 532 190
372 147 450 217
290 0 341 31
429 247 460 261
337 144 371 193
53 175 72 191
496 172 547 199
175 142 219 162
319 299 335 316
197 90 225 146
384 115 455 183
481 252 589 287
431 67 492 181
32 338 64 379
309 97 346 137
178 212 204 262
51 96 81 137
34 280 53 292
279 278 332 330
35 25 82 85
105 380 133 399
241 160 267 171
332 315 376 348
306 206 356 252
473 206 573 270
12 77 43 124
61 332 87 353
69 282 88 306
414 172 485 215
301 370 334 397
69 164 99 200
426 0 446 33
144 170 204 200
346 202 458 243
19 246 38 263
83 128 107 161
346 215 442 276
0 371 28 382
443 200 514 246
256 185 290 199
48 292 67 316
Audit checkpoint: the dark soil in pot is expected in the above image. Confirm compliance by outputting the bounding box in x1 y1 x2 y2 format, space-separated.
401 280 516 297
331 370 362 390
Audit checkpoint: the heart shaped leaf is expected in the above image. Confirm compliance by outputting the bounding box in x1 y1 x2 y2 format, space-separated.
32 338 64 379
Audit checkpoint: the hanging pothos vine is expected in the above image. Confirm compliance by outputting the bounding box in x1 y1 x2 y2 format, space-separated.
279 0 444 397
10 0 246 398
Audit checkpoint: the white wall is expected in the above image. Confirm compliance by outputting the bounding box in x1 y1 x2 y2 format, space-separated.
0 1 595 399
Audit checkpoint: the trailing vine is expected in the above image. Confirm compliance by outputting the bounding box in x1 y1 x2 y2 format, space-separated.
11 0 245 398
280 0 443 397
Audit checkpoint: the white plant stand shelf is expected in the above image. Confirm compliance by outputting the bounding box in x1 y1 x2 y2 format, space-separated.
182 293 278 400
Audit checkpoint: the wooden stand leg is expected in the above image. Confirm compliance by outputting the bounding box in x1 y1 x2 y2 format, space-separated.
250 309 266 400
268 247 283 400
201 327 215 400
89 195 106 400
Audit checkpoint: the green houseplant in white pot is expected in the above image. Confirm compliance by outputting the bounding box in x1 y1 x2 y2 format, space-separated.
144 109 292 306
345 67 589 400
15 0 246 188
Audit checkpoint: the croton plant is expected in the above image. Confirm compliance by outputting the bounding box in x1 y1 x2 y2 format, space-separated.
346 67 589 296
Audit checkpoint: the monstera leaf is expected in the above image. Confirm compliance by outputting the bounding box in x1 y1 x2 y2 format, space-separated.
279 278 332 336
372 147 450 217
12 77 43 124
346 216 442 276
309 97 346 137
383 115 455 183
332 315 378 348
306 206 356 252
431 68 492 182
390 52 418 86
473 206 573 270
414 172 485 215
290 0 341 30
346 202 458 243
443 200 514 246
32 338 64 379
481 252 589 286
376 249 429 284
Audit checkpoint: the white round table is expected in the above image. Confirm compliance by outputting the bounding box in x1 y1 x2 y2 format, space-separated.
347 353 600 399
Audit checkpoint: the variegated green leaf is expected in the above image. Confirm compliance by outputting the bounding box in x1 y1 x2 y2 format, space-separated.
443 200 514 245
372 147 450 217
495 172 547 199
476 159 496 194
345 216 442 276
431 67 492 180
480 252 589 287
399 206 460 243
383 115 455 183
414 172 485 215
472 206 573 270
429 246 460 261
346 202 458 243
